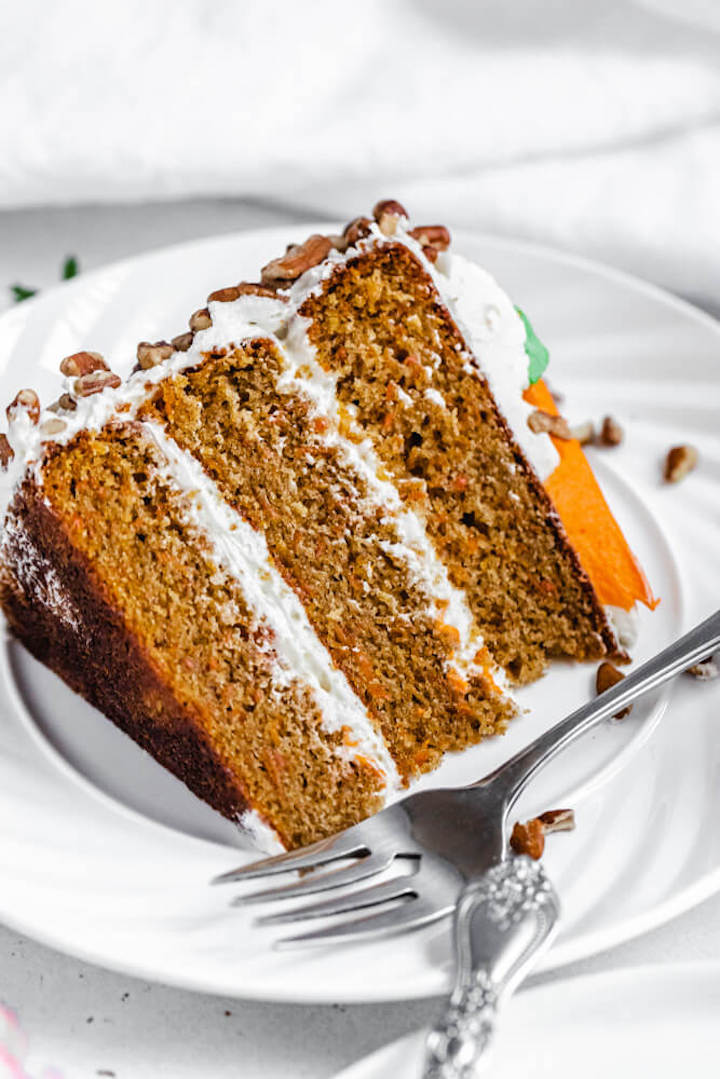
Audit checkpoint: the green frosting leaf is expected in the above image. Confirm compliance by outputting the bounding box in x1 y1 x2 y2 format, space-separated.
62 255 79 280
10 284 37 303
516 307 549 385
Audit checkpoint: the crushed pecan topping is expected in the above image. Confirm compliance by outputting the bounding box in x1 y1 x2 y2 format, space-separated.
408 225 451 262
598 415 624 446
569 420 595 445
596 660 632 718
527 408 571 439
171 331 194 353
261 234 333 286
343 216 373 247
40 417 67 437
136 341 174 370
60 351 108 377
7 389 40 426
373 199 408 236
238 282 283 299
0 433 14 469
73 370 122 397
687 655 719 681
48 394 76 414
207 286 241 304
189 307 212 332
664 444 698 484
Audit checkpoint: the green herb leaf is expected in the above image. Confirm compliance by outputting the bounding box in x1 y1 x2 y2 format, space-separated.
10 284 37 303
62 256 79 280
516 307 549 385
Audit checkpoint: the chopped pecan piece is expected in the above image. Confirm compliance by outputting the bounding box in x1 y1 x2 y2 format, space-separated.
569 420 595 445
664 444 698 484
261 234 333 286
408 225 451 261
537 808 575 833
343 216 373 247
171 331 194 353
373 199 408 236
527 408 571 439
7 389 40 426
73 370 122 397
510 818 545 860
60 351 108 377
687 655 719 681
136 341 174 370
0 433 14 469
207 286 241 303
236 282 283 299
599 415 624 446
596 660 632 718
40 417 67 437
58 393 77 412
510 807 576 860
189 307 212 332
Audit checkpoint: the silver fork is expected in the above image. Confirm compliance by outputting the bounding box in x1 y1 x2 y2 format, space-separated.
213 609 720 949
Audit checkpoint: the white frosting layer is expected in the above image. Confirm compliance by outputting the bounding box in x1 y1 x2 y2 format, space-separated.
432 250 560 482
605 604 639 650
272 312 498 687
143 419 401 797
236 808 286 855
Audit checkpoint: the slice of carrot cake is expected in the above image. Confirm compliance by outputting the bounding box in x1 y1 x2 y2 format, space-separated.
0 200 655 850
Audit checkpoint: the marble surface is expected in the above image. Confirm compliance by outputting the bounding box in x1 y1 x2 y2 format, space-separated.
1 199 718 1079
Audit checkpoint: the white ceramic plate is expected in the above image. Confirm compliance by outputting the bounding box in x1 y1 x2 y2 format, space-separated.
0 227 718 1002
333 963 720 1078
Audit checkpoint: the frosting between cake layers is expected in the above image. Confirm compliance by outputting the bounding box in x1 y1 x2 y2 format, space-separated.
142 419 402 802
274 311 501 686
193 293 502 688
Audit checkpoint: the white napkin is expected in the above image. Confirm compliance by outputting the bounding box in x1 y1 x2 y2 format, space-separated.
1 0 719 300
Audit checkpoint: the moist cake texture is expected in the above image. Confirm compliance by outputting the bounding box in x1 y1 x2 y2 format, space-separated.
0 200 651 850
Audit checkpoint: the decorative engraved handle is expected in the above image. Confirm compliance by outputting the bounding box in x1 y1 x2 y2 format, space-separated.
423 857 560 1078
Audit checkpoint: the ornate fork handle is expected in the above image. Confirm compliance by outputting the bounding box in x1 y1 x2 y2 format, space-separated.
423 858 560 1078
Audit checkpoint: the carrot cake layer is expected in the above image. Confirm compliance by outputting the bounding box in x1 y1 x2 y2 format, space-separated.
0 200 653 849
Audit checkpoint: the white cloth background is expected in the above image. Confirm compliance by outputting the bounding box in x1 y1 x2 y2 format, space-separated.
1 4 720 1076
1 0 719 302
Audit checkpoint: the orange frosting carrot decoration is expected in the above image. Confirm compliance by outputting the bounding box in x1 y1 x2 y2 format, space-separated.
523 379 658 612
